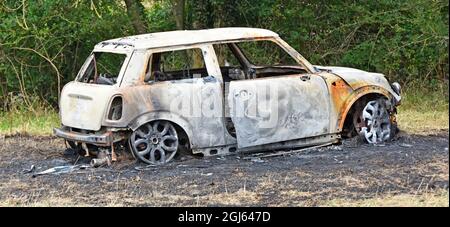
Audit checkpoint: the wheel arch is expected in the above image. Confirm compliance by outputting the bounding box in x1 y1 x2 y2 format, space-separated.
128 111 195 147
338 85 394 131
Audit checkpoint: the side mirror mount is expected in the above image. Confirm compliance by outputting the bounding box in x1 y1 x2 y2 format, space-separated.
144 72 152 83
228 68 246 80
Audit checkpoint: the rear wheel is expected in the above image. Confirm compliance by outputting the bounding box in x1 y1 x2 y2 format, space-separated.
129 121 179 164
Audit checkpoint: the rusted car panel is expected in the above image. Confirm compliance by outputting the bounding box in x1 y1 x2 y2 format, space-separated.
122 78 228 149
55 27 402 165
98 45 230 149
228 74 331 148
53 127 113 146
317 66 401 102
316 71 398 133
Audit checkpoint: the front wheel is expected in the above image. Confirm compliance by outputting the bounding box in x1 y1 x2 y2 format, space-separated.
129 120 179 165
360 99 396 144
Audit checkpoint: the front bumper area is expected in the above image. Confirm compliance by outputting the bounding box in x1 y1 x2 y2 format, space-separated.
53 127 113 146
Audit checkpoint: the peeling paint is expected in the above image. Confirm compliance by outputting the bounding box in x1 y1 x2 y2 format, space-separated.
55 28 402 160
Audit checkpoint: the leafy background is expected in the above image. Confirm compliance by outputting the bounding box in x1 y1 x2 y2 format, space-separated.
0 0 448 112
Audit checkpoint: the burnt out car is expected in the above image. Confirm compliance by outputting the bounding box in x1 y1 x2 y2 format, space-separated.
54 28 401 165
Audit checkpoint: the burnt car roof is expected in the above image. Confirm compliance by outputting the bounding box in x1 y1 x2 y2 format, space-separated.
95 27 279 51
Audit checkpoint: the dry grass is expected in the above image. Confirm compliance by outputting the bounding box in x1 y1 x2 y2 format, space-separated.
0 110 59 136
5 191 445 207
0 186 261 207
199 189 260 206
321 190 449 207
397 109 449 134
397 86 449 134
0 196 89 207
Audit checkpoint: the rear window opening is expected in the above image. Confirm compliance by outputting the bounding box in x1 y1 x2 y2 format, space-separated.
78 52 127 85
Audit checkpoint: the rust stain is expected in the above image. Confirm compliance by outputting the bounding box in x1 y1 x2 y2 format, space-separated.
328 77 354 129
330 79 353 112
337 86 392 130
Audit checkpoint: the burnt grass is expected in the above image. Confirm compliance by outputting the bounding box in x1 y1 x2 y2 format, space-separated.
0 130 448 206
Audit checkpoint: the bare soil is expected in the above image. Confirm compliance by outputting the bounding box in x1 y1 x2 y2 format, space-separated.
0 130 448 206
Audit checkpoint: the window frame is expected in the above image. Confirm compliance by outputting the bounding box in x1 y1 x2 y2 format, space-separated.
234 40 302 68
149 48 207 80
75 51 132 87
141 44 222 84
211 37 316 77
212 38 314 81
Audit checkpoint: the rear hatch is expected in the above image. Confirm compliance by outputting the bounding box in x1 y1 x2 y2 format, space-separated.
60 82 115 131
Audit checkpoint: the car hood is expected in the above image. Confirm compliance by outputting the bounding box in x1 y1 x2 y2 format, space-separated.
316 66 401 102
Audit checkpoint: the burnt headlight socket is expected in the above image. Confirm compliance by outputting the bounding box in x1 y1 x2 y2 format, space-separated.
391 82 401 96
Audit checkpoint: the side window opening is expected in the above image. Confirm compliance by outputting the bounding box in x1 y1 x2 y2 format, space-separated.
145 48 208 82
78 52 127 85
213 43 247 82
214 40 308 81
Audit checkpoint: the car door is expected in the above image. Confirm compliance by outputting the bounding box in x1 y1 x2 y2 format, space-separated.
228 73 331 148
122 45 229 149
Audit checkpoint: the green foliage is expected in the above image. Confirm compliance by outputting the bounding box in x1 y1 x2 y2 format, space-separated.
206 0 449 87
145 1 175 32
0 0 448 112
183 0 448 90
0 0 133 109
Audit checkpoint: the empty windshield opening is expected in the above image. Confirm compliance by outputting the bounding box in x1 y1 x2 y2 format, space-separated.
78 52 127 85
237 40 301 68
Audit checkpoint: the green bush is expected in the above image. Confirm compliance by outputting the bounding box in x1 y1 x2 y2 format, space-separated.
0 0 132 109
0 0 448 111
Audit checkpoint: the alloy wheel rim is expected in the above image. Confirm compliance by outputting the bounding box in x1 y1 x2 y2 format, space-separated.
361 100 391 144
130 121 178 164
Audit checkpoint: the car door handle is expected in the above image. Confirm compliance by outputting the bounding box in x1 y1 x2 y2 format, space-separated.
300 75 311 81
234 90 251 100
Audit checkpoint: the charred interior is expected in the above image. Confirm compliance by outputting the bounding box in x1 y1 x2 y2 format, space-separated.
145 48 209 82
